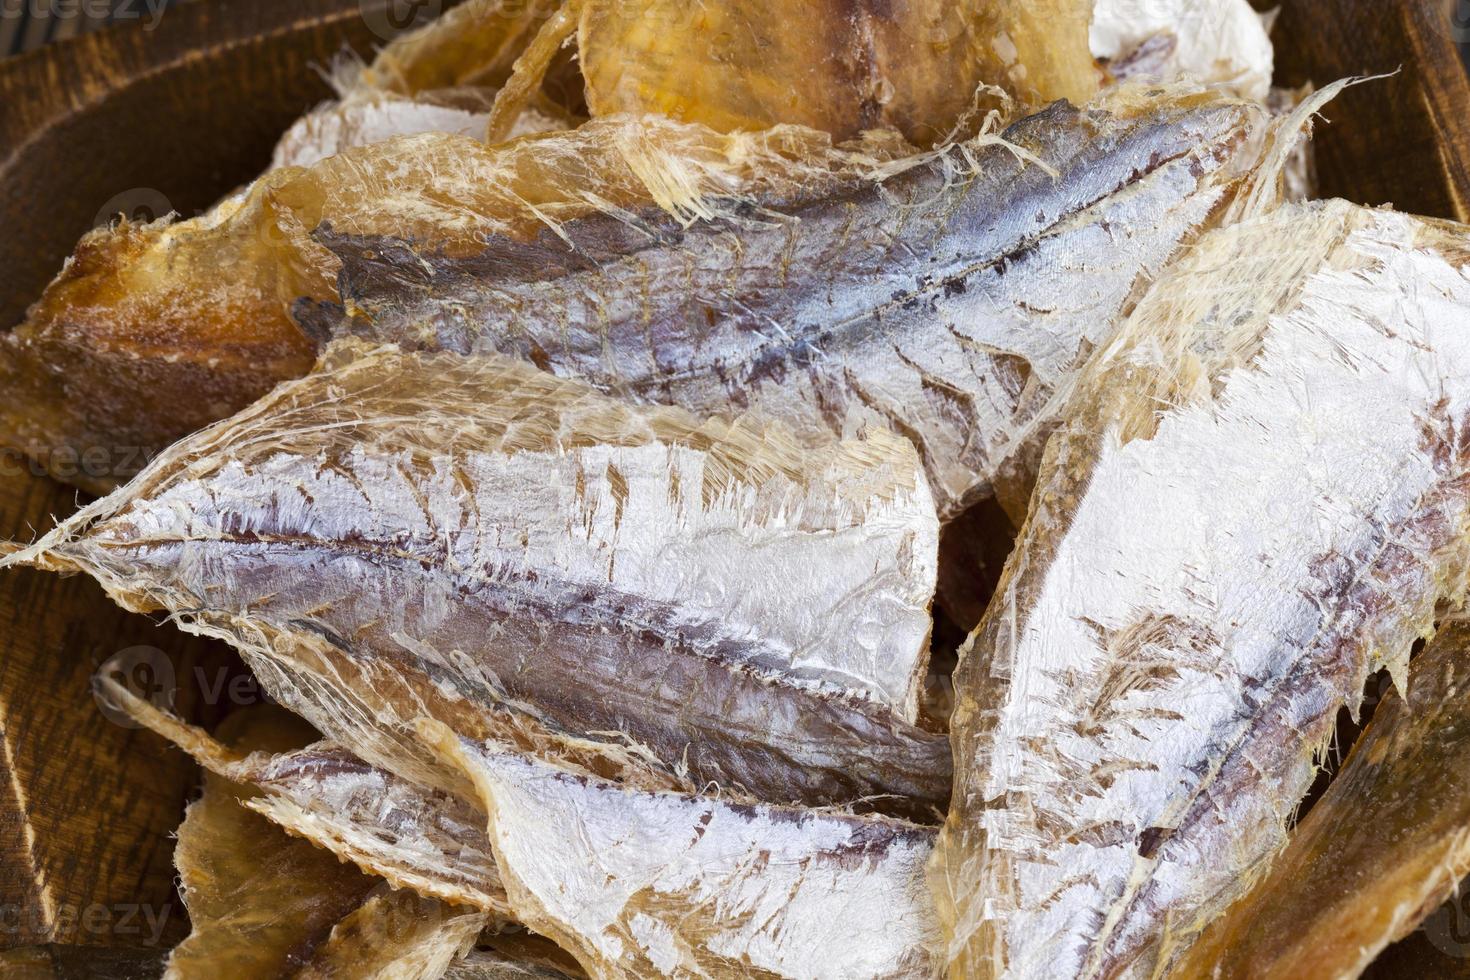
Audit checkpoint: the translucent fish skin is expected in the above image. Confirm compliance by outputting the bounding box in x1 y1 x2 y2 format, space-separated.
1174 620 1470 979
0 114 905 495
294 884 487 980
434 727 941 980
330 95 1266 520
10 342 948 816
360 0 564 96
163 708 378 978
932 200 1470 979
102 679 508 914
577 0 1097 145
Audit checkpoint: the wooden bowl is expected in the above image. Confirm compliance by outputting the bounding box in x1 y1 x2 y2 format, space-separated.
0 0 1463 962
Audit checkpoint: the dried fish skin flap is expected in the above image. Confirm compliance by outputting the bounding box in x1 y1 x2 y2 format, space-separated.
0 115 908 495
430 725 942 979
577 0 1097 144
8 341 949 814
295 883 487 980
932 200 1470 979
99 678 507 914
360 0 566 96
1173 620 1470 978
334 93 1268 521
164 707 380 978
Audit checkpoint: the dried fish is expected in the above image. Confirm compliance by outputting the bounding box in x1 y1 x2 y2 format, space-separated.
0 114 909 495
574 0 1096 144
360 0 565 97
164 707 429 977
932 199 1470 978
271 88 564 171
331 92 1267 520
7 342 948 814
295 884 487 980
426 722 941 979
100 679 508 914
1173 619 1470 978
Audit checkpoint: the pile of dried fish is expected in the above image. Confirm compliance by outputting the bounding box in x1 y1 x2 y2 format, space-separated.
4 0 1470 977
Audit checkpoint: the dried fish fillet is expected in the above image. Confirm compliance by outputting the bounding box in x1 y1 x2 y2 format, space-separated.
361 0 565 96
295 883 486 980
164 707 380 977
575 0 1096 144
0 114 909 495
1173 620 1470 978
428 723 941 979
271 88 564 171
932 199 1470 979
101 679 507 914
166 707 491 978
333 93 1267 520
7 342 949 814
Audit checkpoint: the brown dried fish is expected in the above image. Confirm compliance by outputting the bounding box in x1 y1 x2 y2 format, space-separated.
427 722 941 979
329 92 1267 521
1172 620 1470 978
932 199 1470 978
0 115 905 495
574 0 1097 144
295 884 487 980
7 341 948 815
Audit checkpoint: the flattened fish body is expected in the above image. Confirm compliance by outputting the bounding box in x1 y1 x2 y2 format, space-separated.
933 200 1470 978
10 343 948 815
100 680 508 913
332 97 1264 519
1175 619 1470 978
436 729 940 979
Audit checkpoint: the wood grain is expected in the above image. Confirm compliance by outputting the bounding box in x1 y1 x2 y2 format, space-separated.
0 0 439 334
1272 0 1470 222
0 469 244 949
0 0 455 951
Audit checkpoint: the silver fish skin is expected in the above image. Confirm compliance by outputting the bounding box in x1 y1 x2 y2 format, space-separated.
101 679 507 913
8 341 948 817
432 725 941 980
932 200 1470 978
322 94 1268 520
